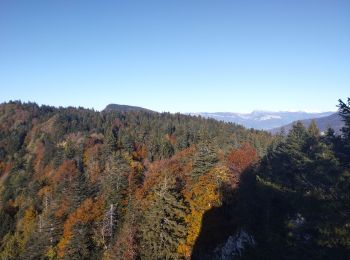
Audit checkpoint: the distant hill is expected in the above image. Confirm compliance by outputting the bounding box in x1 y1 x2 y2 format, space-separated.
191 111 334 130
270 113 344 134
103 104 154 113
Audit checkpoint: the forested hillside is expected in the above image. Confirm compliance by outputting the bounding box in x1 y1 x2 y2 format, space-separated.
0 101 272 259
0 99 349 259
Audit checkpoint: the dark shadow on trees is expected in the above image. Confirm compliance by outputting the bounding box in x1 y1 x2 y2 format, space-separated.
191 167 255 260
191 165 350 260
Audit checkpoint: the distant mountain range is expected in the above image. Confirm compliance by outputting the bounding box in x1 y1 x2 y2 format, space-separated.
270 113 344 134
104 105 343 134
190 111 336 130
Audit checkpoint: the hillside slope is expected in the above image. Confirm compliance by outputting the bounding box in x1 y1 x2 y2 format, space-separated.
0 101 349 259
0 101 273 259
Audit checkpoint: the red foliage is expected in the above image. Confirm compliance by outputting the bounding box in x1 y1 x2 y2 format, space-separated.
226 143 258 186
136 147 194 201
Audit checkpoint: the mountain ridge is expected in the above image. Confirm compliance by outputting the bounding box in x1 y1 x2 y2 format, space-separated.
103 103 154 113
190 111 334 130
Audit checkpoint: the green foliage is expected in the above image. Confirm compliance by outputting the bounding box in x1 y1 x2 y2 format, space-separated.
161 139 175 159
192 141 219 180
140 177 188 259
63 223 98 260
237 106 350 259
338 98 350 139
0 100 295 259
103 127 119 155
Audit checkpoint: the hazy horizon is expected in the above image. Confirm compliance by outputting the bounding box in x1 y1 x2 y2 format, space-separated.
0 99 339 114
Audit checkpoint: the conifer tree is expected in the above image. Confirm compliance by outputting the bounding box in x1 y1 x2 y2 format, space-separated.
338 98 350 163
104 127 119 156
140 177 188 259
338 98 350 141
102 152 129 208
192 141 218 180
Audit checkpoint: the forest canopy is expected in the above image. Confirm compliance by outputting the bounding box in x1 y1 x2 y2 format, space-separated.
0 99 349 259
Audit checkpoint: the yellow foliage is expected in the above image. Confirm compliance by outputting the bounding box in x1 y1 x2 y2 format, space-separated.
14 195 26 208
12 206 37 252
19 207 37 249
179 167 229 258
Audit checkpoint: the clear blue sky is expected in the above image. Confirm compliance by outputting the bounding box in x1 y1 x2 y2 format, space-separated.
0 0 349 113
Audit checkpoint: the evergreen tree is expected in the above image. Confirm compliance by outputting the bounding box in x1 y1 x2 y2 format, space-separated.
64 223 96 260
24 212 63 260
192 141 218 180
104 127 119 156
338 98 350 164
161 139 174 159
102 153 129 206
338 98 350 141
140 177 188 259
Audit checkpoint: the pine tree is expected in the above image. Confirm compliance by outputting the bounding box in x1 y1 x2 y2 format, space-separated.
24 212 63 260
63 223 96 260
338 98 350 141
338 98 350 164
102 152 129 209
140 177 188 259
104 127 119 156
192 141 218 180
161 139 174 159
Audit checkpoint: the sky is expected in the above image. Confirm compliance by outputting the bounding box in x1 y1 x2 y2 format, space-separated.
0 0 349 113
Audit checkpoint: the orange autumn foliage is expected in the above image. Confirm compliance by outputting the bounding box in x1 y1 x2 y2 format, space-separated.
136 147 194 202
52 160 78 183
57 197 104 258
165 134 177 146
42 163 54 180
0 161 12 184
83 144 103 183
54 196 70 219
